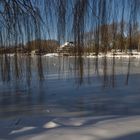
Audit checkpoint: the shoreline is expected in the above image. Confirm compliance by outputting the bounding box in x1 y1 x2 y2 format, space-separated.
0 52 140 58
44 52 140 58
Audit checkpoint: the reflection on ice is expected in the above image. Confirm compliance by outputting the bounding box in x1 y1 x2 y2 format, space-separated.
0 56 140 118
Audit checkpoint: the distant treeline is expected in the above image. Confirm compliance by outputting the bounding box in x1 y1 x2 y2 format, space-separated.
0 25 140 54
84 22 140 54
0 40 60 54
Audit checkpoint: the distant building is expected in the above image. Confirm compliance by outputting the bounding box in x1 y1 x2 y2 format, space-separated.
57 41 75 54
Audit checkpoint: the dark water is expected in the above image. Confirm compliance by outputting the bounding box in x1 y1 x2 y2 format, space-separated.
0 56 140 118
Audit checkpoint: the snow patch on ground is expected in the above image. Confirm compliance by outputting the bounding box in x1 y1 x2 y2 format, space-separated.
10 127 36 134
0 116 140 140
43 121 60 129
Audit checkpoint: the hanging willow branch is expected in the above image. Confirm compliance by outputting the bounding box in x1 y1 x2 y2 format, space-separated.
0 0 140 84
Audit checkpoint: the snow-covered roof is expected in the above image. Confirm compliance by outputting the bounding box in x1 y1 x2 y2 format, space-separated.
60 41 74 48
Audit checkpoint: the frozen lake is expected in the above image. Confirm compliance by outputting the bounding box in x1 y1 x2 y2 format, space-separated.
0 56 140 118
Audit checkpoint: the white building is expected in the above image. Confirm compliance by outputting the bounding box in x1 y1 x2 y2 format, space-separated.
57 42 74 53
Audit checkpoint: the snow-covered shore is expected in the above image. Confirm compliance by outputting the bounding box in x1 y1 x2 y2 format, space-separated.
86 52 140 58
1 115 140 140
4 51 140 58
44 52 140 58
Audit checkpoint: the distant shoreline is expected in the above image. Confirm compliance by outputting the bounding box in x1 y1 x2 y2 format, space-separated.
1 52 140 58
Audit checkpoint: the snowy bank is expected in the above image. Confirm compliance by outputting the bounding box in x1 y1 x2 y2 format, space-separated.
86 52 140 58
43 53 59 57
42 52 140 58
0 115 140 140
